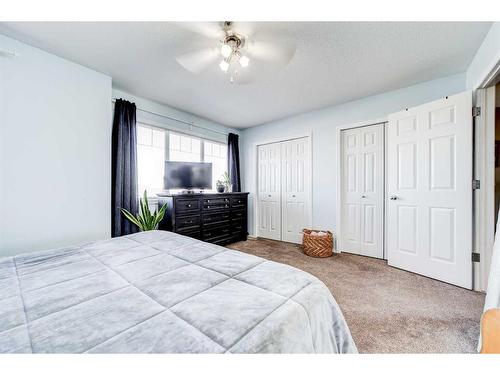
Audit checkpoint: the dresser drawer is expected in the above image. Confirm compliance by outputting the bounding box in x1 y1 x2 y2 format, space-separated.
175 215 200 230
202 225 231 240
176 227 201 240
231 196 246 208
231 209 246 220
231 219 245 235
203 197 230 205
203 202 230 211
203 211 231 225
175 199 200 213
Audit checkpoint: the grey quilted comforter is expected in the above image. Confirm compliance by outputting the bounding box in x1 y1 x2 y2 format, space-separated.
0 230 356 353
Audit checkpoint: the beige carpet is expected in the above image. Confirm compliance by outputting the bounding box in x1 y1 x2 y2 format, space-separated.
226 238 485 353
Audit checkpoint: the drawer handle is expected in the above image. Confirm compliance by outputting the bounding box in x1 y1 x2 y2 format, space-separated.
187 204 192 208
207 205 210 208
206 218 211 221
207 200 210 203
185 220 193 224
223 229 229 233
225 199 229 202
206 232 212 236
225 205 229 208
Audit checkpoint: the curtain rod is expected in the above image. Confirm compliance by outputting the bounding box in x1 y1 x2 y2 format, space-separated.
112 99 230 137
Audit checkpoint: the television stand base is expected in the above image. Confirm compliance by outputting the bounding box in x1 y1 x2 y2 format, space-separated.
180 189 204 195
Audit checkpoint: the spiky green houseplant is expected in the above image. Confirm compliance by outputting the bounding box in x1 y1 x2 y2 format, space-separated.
221 171 231 192
121 190 167 231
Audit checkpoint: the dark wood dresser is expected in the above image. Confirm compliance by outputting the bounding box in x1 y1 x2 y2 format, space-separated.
157 192 249 246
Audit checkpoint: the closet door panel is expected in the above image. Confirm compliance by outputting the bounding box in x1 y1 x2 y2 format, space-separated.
257 143 281 240
359 124 384 258
281 138 311 244
340 128 361 252
340 124 384 258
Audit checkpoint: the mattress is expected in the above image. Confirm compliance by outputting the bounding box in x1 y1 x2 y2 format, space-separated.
0 230 357 353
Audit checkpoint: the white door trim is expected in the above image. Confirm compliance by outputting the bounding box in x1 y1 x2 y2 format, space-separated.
253 132 313 240
335 118 387 255
471 56 499 291
474 86 496 292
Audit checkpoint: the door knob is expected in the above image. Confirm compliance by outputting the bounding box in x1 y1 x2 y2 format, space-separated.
361 195 367 198
389 196 398 200
292 194 296 197
268 194 271 197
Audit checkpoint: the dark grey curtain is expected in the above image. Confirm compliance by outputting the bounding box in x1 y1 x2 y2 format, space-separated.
112 99 138 237
227 133 241 192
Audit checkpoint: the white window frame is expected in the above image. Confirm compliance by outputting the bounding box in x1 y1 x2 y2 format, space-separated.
136 122 228 195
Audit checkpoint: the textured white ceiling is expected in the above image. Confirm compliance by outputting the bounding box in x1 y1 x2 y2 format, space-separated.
0 22 492 128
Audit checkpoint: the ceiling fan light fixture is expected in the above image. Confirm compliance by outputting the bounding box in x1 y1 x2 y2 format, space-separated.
239 55 249 68
219 59 229 72
220 43 232 58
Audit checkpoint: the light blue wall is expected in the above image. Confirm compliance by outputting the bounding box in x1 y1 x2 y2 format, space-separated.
241 73 466 236
0 34 112 256
466 22 500 89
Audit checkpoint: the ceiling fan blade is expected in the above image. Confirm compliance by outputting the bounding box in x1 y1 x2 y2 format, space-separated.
246 40 296 66
175 47 220 74
174 22 224 39
230 22 257 38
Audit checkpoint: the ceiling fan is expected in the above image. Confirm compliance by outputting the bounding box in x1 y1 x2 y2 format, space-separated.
175 21 296 84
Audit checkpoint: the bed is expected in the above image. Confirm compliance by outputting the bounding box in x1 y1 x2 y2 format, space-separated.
0 230 356 353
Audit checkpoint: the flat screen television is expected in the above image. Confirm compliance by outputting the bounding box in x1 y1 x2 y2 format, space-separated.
164 161 212 190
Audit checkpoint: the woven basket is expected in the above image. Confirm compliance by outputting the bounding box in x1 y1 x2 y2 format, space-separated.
302 229 333 258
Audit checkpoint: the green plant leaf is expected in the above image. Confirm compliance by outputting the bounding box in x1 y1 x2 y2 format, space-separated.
139 190 151 229
145 190 154 224
121 208 142 229
121 191 167 232
136 213 147 231
152 203 167 229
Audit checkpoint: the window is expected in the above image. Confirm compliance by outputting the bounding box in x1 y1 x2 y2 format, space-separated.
169 133 201 162
204 140 228 189
136 123 228 195
137 125 165 196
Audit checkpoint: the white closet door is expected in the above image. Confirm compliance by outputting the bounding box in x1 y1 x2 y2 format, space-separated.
281 137 312 244
341 128 362 251
387 91 472 288
340 124 384 258
257 143 281 240
359 125 384 258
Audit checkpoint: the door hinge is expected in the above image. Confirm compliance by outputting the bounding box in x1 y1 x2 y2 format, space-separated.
472 106 482 117
472 253 480 262
472 179 481 190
